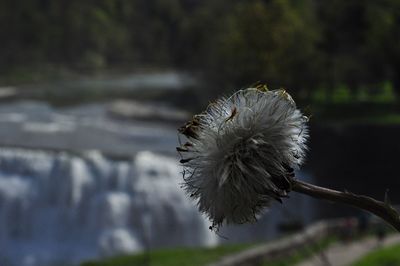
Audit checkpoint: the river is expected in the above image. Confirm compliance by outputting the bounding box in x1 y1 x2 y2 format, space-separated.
0 73 315 266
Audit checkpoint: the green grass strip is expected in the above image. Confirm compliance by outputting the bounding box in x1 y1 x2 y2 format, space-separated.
351 243 400 266
81 243 255 266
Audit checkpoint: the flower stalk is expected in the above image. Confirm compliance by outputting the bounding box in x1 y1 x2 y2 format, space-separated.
291 178 400 231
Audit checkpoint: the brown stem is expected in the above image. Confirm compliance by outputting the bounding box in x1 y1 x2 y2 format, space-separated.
291 179 400 232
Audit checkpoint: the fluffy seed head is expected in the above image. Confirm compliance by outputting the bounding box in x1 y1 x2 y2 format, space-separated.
177 87 308 228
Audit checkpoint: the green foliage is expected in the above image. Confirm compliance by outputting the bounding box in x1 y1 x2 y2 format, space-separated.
355 87 370 102
311 87 329 103
331 84 352 104
196 0 320 96
374 82 397 103
82 236 337 266
310 82 398 106
1 0 400 100
351 243 400 266
81 243 255 266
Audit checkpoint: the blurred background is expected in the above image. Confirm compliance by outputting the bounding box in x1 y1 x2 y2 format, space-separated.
0 0 399 266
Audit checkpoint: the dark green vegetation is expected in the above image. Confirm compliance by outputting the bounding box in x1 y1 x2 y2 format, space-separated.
81 243 255 266
301 84 400 124
81 237 336 266
1 0 400 100
351 243 400 266
1 0 400 124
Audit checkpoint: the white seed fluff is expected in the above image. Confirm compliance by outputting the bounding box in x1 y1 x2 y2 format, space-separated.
178 88 308 228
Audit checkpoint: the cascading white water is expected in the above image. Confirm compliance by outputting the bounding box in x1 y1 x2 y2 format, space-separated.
0 147 315 266
0 148 217 266
0 87 317 266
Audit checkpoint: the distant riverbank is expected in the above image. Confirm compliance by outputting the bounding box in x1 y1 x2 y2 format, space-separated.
0 70 201 110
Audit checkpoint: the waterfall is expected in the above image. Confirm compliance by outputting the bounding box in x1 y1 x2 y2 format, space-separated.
0 148 217 266
0 147 315 266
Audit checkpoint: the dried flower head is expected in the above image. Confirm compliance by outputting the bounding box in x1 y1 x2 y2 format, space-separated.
177 87 308 228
